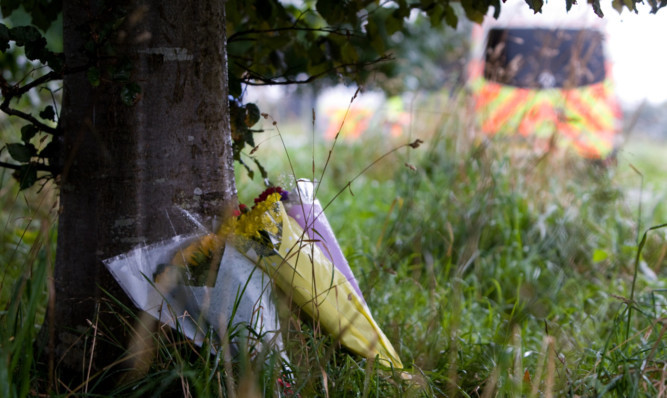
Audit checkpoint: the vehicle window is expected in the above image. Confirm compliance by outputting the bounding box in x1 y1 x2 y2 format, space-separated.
484 28 606 89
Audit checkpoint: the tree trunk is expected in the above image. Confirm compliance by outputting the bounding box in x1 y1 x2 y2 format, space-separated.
49 0 235 383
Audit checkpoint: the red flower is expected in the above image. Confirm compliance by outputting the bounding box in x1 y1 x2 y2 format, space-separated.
234 203 249 217
253 186 288 208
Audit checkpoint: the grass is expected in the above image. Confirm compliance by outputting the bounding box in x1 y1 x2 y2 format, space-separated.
2 89 667 396
0 167 56 397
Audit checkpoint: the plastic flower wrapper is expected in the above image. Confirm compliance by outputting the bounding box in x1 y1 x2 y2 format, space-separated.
234 188 403 369
102 215 283 357
284 179 364 301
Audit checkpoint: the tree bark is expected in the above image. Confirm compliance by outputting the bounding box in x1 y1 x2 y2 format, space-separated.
50 0 235 382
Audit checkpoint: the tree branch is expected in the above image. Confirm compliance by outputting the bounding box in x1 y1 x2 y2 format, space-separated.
237 55 393 86
0 160 52 172
13 70 61 97
0 64 87 136
0 100 59 135
228 26 361 42
0 71 63 135
0 160 20 170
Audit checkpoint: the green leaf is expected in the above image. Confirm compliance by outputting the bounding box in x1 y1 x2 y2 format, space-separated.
238 157 254 180
366 18 386 54
0 0 21 19
7 143 36 162
16 164 37 190
428 4 445 27
340 42 358 64
21 125 39 142
38 139 59 160
245 103 261 127
392 3 410 19
316 0 346 24
589 0 604 17
253 157 269 180
243 129 255 148
87 67 101 87
10 25 51 63
9 26 42 46
41 51 65 73
307 43 325 65
228 75 242 98
254 0 273 20
24 40 48 61
39 105 55 121
385 14 404 35
460 0 486 23
524 0 544 14
120 82 141 106
611 0 623 12
623 0 637 11
0 24 10 52
443 3 458 28
24 0 62 32
592 249 608 263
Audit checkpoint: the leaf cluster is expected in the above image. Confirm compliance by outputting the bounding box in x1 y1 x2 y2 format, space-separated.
4 109 59 189
224 0 480 179
0 20 63 189
0 0 665 189
0 24 63 72
225 0 475 95
0 2 61 189
0 2 146 189
1 0 61 32
230 98 269 181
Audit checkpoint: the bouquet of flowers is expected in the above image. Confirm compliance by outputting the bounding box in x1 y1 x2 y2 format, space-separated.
104 180 403 369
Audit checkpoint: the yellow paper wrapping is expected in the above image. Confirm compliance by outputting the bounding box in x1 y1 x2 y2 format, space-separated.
256 201 403 369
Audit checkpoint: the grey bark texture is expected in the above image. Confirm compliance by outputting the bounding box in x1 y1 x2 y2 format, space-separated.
51 0 235 378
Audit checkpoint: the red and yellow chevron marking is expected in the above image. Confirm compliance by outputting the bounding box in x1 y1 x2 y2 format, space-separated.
481 88 531 133
469 62 621 159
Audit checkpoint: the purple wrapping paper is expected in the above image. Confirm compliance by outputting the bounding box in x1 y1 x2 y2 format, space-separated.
285 180 365 301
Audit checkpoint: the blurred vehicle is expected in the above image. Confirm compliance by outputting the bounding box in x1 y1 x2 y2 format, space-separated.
468 1 622 159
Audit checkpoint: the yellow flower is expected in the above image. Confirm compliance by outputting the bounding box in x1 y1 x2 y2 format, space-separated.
232 192 282 240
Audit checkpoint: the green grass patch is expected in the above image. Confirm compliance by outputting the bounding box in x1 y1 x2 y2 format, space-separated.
2 91 667 396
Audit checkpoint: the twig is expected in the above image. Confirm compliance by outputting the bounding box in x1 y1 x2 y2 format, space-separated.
228 26 360 42
4 70 60 98
315 87 362 201
0 160 21 171
0 102 59 135
0 160 53 172
320 138 424 217
0 71 61 135
236 56 393 86
0 72 61 134
0 64 87 136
